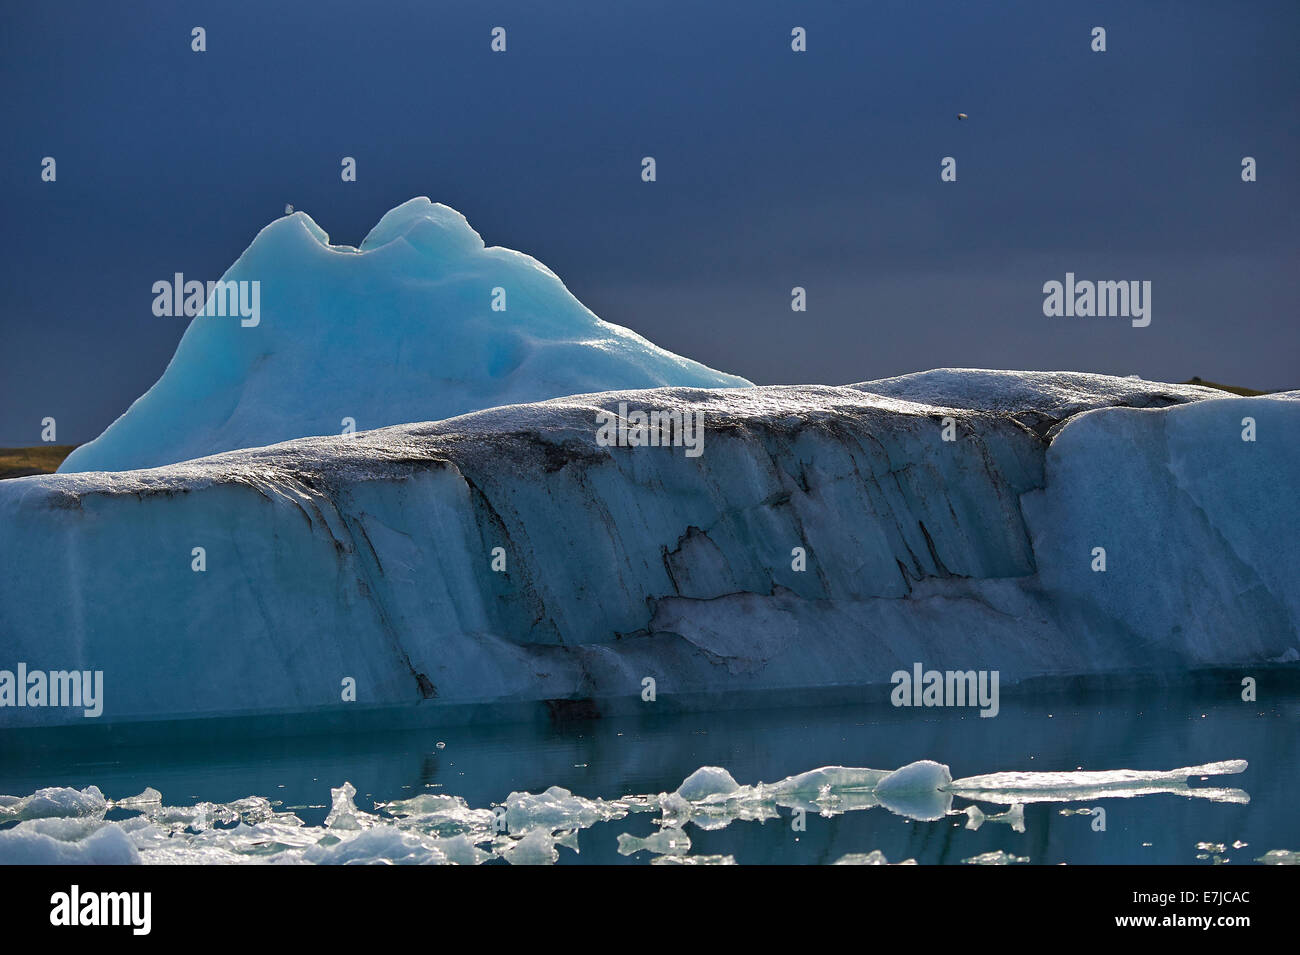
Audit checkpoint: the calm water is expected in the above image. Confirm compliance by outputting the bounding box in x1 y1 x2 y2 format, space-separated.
2 680 1297 865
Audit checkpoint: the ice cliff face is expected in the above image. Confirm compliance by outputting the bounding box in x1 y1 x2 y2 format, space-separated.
3 371 1296 728
58 198 750 473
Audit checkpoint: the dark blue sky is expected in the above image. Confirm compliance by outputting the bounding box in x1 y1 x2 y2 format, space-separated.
2 0 1296 445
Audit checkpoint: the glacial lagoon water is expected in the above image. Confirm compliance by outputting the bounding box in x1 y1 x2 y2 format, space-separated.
1 677 1297 865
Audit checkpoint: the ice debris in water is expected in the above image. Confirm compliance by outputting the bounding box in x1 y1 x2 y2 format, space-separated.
874 760 954 821
0 757 1252 865
503 785 630 835
616 828 691 857
499 829 561 866
112 788 163 810
324 782 375 831
833 851 917 865
303 828 449 866
877 760 953 793
0 822 140 865
961 803 1026 832
946 759 1249 805
963 850 1030 865
374 792 497 838
662 760 953 829
1256 850 1300 865
675 767 741 802
651 853 737 865
0 785 106 822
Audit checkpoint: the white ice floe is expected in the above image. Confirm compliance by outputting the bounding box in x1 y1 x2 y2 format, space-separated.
1256 850 1300 865
833 851 917 865
0 757 1252 865
947 759 1249 805
962 849 1029 865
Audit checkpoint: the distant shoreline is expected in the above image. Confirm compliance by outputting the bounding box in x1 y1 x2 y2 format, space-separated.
0 444 76 480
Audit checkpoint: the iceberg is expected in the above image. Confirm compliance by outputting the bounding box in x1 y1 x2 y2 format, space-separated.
59 198 750 473
2 371 1297 729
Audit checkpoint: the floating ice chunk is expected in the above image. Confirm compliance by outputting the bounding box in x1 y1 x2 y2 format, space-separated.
832 851 918 865
198 820 319 859
303 826 448 865
499 829 559 865
689 799 780 830
503 786 625 834
874 760 954 821
0 785 107 822
147 805 212 832
616 794 661 815
658 792 694 828
5 816 109 843
769 766 891 796
380 793 466 817
116 815 163 842
878 760 953 793
837 857 920 867
1256 849 1300 865
375 792 496 838
963 850 1029 865
553 829 580 855
210 796 280 826
834 850 889 865
323 782 374 830
960 803 1025 832
767 768 888 815
664 775 779 829
428 834 491 866
617 828 691 857
949 760 1248 805
112 788 163 810
993 804 1026 832
652 853 736 865
0 821 139 865
676 767 741 802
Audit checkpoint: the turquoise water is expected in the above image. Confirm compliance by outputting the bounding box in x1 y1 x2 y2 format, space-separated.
1 680 1297 864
